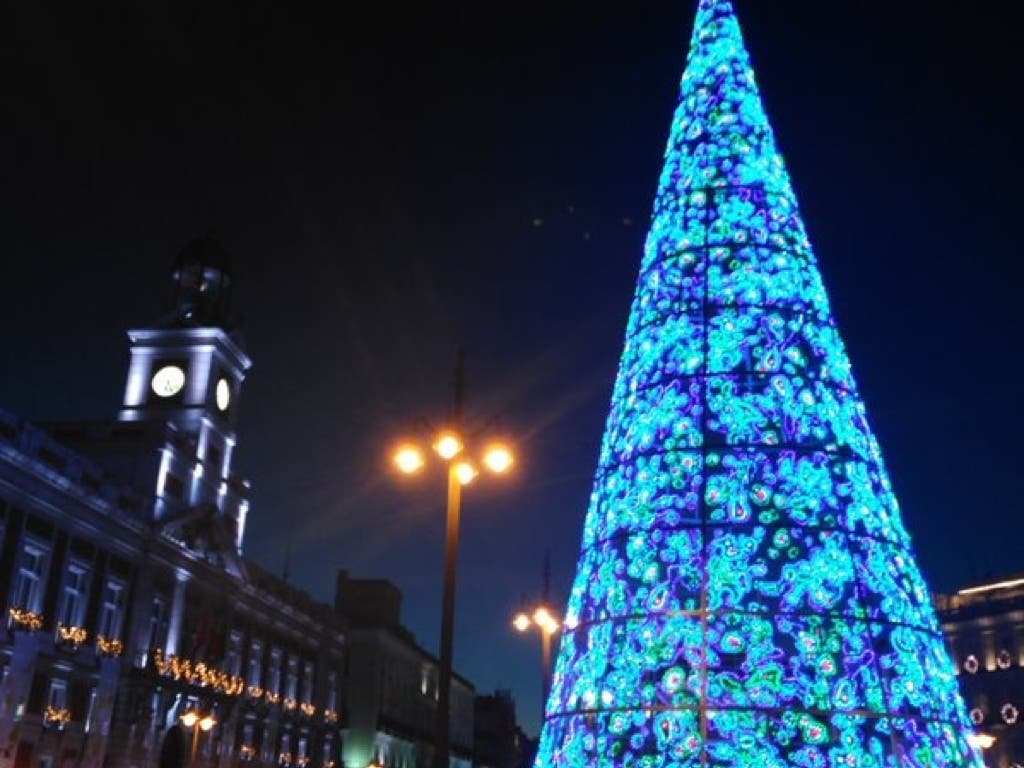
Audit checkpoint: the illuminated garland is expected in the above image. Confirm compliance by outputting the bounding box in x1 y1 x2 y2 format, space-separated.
96 635 123 657
8 607 44 632
44 706 72 728
283 697 298 712
57 624 88 646
152 648 244 695
300 702 316 717
533 2 983 767
324 709 339 724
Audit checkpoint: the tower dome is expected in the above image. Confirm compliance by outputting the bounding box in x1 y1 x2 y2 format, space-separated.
170 236 234 328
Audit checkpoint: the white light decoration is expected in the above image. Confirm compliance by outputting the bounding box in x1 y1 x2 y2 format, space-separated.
1002 703 1019 724
965 655 980 674
970 707 985 725
151 365 186 397
997 649 1013 669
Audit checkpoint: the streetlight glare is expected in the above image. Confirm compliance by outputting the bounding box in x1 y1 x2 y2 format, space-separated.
199 715 217 732
454 461 477 486
513 613 531 632
434 432 463 460
394 445 425 474
483 444 514 474
533 606 560 634
180 711 199 728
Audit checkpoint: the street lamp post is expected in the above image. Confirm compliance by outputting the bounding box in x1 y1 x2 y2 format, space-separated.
180 710 217 768
392 416 514 768
513 603 561 725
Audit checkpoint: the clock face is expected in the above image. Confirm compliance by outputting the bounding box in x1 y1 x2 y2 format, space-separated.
216 378 231 412
151 365 186 398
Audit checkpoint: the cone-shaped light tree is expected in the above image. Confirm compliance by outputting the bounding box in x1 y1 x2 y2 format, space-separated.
534 2 982 767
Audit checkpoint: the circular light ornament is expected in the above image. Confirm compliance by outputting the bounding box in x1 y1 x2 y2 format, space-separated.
998 649 1013 669
964 655 980 674
1003 703 1019 724
970 707 985 725
483 444 514 474
152 365 186 398
216 378 231 411
393 445 425 475
513 613 531 633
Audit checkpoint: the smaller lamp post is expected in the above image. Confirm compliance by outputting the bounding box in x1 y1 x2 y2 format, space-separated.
513 603 561 724
180 709 217 768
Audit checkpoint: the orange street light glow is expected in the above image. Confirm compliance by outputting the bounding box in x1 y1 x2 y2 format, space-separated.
533 606 559 634
180 711 199 728
483 444 514 474
394 445 425 474
513 613 531 632
435 433 463 460
199 715 217 732
454 461 477 485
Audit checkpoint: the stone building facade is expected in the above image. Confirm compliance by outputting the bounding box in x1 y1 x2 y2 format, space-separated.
334 573 473 768
0 239 347 768
937 575 1024 767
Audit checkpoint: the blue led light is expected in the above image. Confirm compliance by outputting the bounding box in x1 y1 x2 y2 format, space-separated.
534 2 983 766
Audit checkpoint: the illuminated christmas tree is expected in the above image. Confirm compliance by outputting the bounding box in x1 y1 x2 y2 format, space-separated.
535 2 983 766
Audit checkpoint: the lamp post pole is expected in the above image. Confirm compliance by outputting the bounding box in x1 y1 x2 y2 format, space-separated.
189 722 201 768
433 462 462 768
513 604 560 728
433 353 464 768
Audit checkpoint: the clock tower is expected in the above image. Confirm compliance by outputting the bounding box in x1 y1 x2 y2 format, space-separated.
119 237 252 555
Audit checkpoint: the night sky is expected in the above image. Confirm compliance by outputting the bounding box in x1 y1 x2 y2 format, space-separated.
3 0 1022 736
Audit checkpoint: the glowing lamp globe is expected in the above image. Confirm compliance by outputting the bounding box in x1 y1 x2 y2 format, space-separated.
180 711 199 728
393 445 425 475
453 461 477 486
513 613 532 633
434 433 463 460
199 715 217 732
483 444 514 474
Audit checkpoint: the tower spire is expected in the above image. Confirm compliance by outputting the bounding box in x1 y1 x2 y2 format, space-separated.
534 1 983 766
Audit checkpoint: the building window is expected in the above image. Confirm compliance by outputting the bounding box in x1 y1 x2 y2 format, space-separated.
248 641 264 688
148 595 169 650
164 474 185 499
279 733 292 763
58 562 90 628
97 579 126 639
327 671 337 712
12 541 49 612
225 630 244 677
48 679 68 711
268 648 282 694
285 656 298 700
301 661 314 703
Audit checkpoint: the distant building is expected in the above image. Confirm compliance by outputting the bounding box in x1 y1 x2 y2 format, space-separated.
334 572 474 768
0 240 346 768
472 690 519 768
937 574 1024 767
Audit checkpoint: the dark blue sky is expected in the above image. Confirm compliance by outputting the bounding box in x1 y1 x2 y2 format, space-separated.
2 0 1022 736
